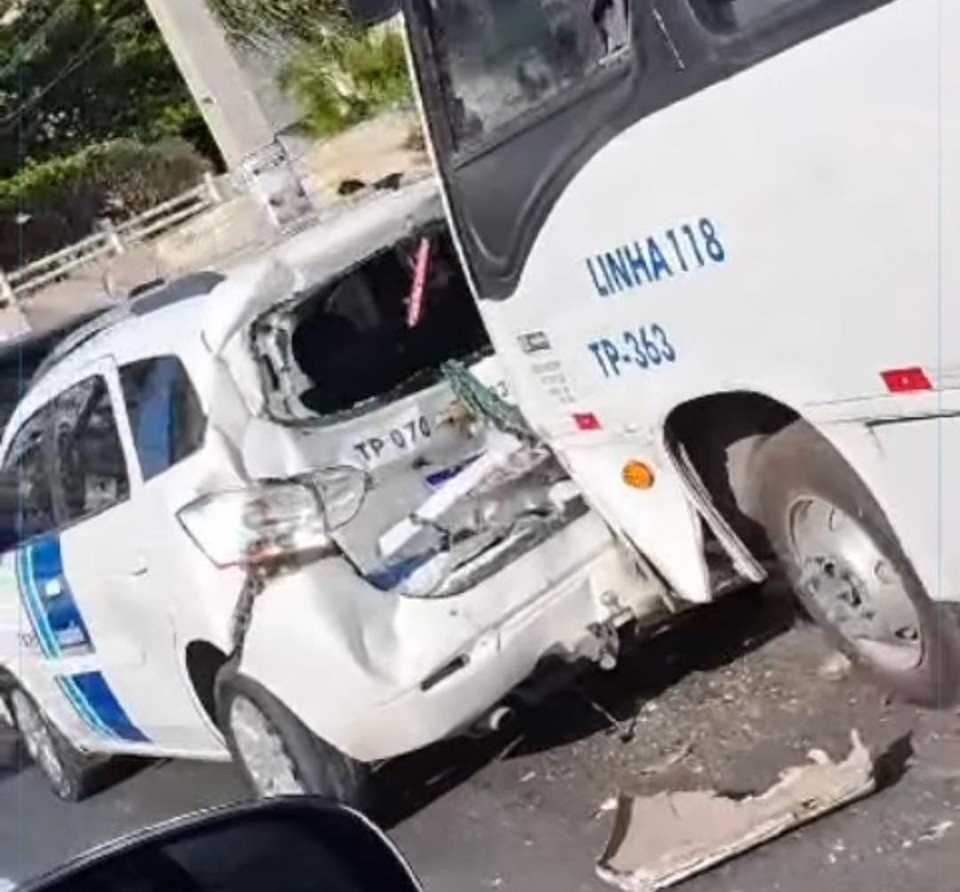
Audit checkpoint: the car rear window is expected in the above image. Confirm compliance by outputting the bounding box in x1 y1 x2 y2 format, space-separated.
253 226 491 422
120 356 206 481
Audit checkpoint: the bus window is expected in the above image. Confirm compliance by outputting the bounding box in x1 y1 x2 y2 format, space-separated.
428 0 630 147
689 0 801 32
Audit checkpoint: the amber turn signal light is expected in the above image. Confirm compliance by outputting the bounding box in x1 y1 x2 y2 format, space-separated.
622 460 655 489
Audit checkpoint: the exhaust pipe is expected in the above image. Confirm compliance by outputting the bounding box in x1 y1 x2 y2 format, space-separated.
468 704 515 737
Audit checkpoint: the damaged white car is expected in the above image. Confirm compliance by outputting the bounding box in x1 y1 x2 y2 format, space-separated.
0 179 668 805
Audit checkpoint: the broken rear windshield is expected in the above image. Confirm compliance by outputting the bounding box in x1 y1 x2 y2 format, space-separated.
254 226 490 422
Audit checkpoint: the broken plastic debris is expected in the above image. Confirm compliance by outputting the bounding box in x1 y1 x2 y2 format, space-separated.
597 730 876 891
918 819 954 842
818 652 852 682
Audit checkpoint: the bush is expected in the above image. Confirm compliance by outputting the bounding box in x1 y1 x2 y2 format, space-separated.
281 26 413 137
0 138 210 269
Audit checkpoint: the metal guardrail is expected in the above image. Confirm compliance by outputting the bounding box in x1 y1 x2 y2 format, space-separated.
0 173 229 303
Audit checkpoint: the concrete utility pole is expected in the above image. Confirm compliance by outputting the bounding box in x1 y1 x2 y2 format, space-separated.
143 0 313 229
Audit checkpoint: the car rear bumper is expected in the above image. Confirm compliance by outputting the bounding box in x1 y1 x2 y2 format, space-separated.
239 513 665 762
341 528 661 760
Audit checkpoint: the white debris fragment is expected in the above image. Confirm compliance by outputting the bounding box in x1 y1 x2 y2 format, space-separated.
818 652 852 682
600 797 619 812
919 819 954 842
520 770 537 783
597 731 876 891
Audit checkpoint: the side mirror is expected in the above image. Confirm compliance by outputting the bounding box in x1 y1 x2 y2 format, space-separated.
20 798 423 892
345 0 399 25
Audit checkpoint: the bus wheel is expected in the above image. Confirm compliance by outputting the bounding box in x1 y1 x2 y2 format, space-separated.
753 421 960 706
6 687 100 801
215 666 371 808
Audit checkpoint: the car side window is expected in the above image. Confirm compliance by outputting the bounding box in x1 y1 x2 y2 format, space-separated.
0 405 55 544
53 375 130 524
119 356 206 482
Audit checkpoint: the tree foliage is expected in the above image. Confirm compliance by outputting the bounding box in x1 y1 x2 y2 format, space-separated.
281 26 411 137
0 0 210 178
207 0 412 137
207 0 350 45
0 137 209 268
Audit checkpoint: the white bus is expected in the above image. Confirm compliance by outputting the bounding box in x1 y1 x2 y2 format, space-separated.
348 0 960 705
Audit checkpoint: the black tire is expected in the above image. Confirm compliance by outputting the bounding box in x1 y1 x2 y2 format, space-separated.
6 685 102 801
753 420 960 706
215 665 371 808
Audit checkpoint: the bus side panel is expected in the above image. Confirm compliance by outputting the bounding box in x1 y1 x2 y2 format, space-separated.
944 0 960 365
474 0 947 604
479 0 941 435
550 432 712 603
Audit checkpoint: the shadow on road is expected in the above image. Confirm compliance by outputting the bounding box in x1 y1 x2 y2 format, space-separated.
0 750 152 799
374 584 799 828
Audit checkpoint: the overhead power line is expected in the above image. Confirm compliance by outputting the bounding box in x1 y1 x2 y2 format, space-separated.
0 1 145 134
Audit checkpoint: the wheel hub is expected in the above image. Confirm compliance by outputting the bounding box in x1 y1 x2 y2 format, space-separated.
10 691 65 790
790 498 923 672
229 696 305 797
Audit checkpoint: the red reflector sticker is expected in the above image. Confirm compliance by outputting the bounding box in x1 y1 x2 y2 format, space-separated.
881 367 933 394
573 412 602 431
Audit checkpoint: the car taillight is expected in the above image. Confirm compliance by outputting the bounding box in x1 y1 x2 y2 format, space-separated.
177 467 367 568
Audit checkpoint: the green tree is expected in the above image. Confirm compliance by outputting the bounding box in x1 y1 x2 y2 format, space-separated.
207 0 350 45
208 0 412 137
281 26 411 136
0 0 212 178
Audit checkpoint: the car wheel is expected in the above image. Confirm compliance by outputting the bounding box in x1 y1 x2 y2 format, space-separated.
215 666 371 808
7 686 99 801
753 421 960 706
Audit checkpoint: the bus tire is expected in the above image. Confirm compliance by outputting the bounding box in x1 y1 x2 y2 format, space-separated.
753 420 960 706
6 686 100 801
215 666 371 808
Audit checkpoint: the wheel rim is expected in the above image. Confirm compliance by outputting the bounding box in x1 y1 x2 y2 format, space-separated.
229 696 305 797
788 496 923 672
10 691 66 790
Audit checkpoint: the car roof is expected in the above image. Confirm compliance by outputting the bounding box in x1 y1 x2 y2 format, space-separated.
19 176 442 415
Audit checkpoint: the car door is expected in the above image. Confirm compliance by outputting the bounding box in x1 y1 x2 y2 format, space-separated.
0 399 105 750
46 358 219 754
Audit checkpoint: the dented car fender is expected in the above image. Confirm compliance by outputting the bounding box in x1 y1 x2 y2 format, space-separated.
234 556 477 757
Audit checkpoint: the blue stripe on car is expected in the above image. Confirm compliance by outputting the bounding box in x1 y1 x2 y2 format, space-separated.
65 672 148 743
15 546 57 657
14 533 149 744
54 676 117 741
424 454 480 489
26 536 93 656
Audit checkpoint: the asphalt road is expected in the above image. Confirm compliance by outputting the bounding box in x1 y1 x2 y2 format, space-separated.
3 589 960 891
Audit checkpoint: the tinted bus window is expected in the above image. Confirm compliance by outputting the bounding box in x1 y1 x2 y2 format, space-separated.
427 0 630 147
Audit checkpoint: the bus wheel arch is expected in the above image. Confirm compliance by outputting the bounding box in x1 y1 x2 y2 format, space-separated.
663 391 799 561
